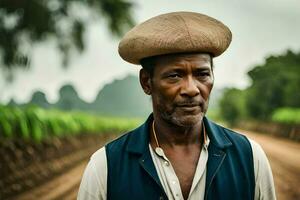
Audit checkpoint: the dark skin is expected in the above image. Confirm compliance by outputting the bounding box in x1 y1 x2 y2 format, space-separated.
140 53 214 199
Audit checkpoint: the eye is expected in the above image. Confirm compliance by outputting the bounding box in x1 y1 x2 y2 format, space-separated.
200 72 210 76
163 72 182 82
168 73 180 78
195 71 210 78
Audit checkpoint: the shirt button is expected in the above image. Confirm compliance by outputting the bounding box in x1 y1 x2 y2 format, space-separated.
164 161 169 166
172 180 176 184
156 147 164 156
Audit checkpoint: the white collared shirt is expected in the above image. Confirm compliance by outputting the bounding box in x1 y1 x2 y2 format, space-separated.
77 137 276 200
149 137 209 200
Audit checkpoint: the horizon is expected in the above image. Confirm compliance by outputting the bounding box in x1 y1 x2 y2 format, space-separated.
1 0 299 104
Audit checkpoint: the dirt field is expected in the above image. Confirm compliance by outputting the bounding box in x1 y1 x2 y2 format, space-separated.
14 130 300 200
239 130 300 200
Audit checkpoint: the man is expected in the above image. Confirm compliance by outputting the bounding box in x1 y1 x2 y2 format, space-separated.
78 12 276 200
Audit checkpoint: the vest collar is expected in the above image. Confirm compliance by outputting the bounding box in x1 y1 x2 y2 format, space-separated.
126 114 232 154
203 117 232 149
126 114 153 154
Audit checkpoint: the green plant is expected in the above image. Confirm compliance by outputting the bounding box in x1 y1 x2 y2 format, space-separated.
0 105 142 142
272 107 300 124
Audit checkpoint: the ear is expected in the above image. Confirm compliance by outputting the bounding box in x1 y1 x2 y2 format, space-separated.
139 69 152 95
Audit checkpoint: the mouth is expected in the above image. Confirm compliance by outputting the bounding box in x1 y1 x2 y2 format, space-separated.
177 104 199 107
176 102 201 107
176 103 202 112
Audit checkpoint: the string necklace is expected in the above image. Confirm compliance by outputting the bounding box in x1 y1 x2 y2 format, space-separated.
152 120 161 148
152 120 206 149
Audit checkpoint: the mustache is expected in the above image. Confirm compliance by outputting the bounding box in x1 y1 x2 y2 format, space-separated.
175 100 203 107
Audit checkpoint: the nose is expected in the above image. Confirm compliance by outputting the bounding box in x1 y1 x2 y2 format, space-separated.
180 76 200 97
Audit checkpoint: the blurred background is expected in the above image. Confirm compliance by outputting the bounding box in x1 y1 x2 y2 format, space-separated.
0 0 299 199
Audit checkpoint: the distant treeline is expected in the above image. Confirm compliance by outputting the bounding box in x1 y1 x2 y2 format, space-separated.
219 50 300 125
8 75 152 118
7 74 223 118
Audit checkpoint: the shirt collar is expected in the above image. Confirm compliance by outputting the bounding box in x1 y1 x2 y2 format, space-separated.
126 114 231 155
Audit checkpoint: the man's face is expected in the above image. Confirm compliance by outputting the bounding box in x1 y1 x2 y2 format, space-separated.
142 53 214 127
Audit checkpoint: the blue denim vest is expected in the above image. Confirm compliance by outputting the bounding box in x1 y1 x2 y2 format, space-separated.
106 115 255 200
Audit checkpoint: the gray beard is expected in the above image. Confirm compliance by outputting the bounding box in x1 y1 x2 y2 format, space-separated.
156 96 210 127
156 104 206 128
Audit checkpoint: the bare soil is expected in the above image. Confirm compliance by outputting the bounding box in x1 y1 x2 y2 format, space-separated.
7 130 300 200
238 129 300 200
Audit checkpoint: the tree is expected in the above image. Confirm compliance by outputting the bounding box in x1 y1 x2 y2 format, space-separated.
55 84 87 111
29 91 51 108
246 50 300 120
218 50 300 124
0 0 135 79
219 88 247 126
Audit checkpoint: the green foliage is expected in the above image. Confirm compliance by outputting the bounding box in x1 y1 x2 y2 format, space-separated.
206 108 221 122
0 0 135 78
0 106 14 137
30 91 51 109
0 105 141 142
272 107 300 124
219 50 300 125
55 84 88 111
219 88 247 126
206 88 225 122
246 50 300 120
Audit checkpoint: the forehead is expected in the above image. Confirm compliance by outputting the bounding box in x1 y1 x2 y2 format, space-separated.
154 53 211 69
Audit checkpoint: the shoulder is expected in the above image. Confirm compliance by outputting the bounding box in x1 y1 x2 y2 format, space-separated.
105 120 149 154
209 122 272 175
224 127 251 143
248 139 268 163
248 139 276 199
105 130 135 155
219 126 268 163
213 124 276 199
248 138 273 178
90 146 107 168
105 131 132 151
208 120 252 148
78 147 107 200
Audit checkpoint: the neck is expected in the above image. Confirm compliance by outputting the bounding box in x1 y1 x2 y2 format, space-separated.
151 113 204 148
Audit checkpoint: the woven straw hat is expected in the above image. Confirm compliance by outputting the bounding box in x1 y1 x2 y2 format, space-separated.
118 11 232 65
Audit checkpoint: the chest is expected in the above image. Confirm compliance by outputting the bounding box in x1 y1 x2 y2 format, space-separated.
165 147 201 199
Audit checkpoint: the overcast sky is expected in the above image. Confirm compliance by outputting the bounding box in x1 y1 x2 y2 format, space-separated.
1 0 299 104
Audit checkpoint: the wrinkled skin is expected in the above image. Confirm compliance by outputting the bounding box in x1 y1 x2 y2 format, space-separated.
140 53 214 128
139 53 214 199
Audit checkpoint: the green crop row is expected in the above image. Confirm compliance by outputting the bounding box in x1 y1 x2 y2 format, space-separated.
271 107 300 125
0 105 142 142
